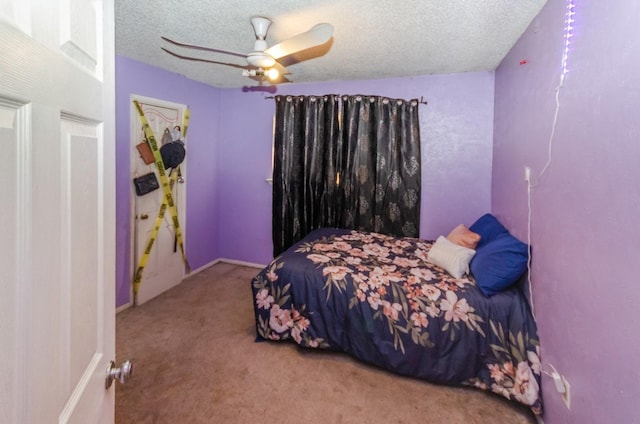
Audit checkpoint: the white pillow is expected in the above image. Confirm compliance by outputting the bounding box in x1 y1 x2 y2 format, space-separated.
427 236 476 279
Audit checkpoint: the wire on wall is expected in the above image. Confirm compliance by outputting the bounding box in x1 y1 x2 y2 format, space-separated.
527 177 535 318
526 0 576 319
533 0 575 187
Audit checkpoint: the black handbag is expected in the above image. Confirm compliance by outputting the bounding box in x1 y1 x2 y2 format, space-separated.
160 126 186 170
160 141 185 169
133 172 159 196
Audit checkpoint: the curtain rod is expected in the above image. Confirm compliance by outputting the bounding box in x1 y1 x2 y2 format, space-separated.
264 95 428 105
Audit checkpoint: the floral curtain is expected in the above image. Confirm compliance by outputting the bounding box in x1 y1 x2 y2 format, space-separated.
272 95 340 257
338 95 421 238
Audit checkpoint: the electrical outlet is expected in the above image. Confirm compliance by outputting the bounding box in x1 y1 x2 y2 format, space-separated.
552 372 565 393
524 166 531 182
561 376 571 409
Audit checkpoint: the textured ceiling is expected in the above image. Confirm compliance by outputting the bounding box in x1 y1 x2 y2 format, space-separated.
115 0 547 89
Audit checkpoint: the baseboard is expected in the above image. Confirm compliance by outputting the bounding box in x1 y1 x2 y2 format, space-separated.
217 258 267 269
186 259 223 276
186 258 267 277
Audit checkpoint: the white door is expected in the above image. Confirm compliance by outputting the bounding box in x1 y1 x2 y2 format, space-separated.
130 96 187 305
0 1 116 423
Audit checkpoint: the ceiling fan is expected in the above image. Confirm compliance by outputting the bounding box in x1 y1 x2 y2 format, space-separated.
161 17 334 84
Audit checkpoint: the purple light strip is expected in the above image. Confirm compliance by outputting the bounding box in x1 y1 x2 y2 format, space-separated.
562 0 576 75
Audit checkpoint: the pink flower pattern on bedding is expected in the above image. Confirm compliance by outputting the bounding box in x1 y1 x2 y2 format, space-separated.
251 228 542 414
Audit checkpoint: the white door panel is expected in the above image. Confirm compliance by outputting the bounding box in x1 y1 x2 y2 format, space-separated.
59 117 102 417
0 0 115 422
0 100 24 424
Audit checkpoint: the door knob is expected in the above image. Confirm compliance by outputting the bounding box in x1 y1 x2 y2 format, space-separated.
139 213 149 220
105 360 133 389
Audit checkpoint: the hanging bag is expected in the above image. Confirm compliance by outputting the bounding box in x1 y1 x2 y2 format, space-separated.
133 172 160 196
135 140 155 164
159 127 186 170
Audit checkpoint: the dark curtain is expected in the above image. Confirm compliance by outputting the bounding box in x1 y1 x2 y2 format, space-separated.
339 95 421 237
272 95 340 257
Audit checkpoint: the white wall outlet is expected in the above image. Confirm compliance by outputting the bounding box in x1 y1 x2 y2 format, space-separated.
524 166 531 182
561 376 571 409
552 372 565 393
552 371 571 409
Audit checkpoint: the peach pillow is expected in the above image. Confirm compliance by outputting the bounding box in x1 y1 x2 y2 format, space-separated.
446 224 481 249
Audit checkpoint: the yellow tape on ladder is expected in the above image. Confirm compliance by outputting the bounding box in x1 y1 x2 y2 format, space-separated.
132 100 190 303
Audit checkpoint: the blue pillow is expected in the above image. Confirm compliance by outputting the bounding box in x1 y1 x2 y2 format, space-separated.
470 233 528 296
469 213 509 249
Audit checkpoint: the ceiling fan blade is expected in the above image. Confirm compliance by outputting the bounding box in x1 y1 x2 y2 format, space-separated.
265 23 333 60
273 73 292 84
272 61 291 77
161 48 247 69
161 36 247 59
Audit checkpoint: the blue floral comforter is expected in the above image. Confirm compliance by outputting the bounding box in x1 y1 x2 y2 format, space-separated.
251 228 542 414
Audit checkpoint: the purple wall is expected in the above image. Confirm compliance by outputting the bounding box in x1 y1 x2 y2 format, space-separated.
493 0 640 422
115 61 495 309
115 56 221 307
217 73 495 264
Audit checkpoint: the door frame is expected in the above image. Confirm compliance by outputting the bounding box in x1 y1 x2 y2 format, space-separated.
128 94 188 306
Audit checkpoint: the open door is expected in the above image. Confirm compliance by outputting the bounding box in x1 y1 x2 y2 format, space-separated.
130 96 188 305
0 1 118 423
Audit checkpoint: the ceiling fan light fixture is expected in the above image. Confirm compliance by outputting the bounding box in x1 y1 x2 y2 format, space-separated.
241 67 279 81
265 68 279 80
246 52 275 68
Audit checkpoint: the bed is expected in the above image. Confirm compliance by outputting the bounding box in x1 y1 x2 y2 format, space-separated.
251 223 542 414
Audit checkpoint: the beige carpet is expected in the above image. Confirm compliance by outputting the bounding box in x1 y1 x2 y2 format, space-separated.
116 262 537 424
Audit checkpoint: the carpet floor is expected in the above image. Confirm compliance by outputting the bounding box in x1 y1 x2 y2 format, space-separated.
116 262 537 424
